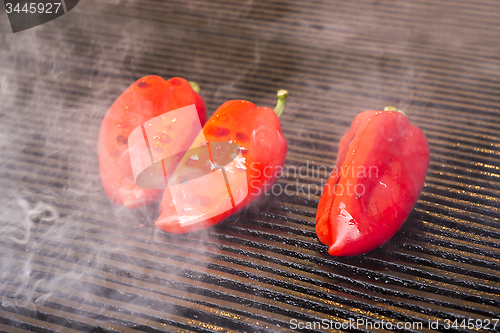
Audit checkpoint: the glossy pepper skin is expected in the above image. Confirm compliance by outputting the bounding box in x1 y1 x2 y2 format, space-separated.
155 92 288 233
98 76 206 208
315 109 429 256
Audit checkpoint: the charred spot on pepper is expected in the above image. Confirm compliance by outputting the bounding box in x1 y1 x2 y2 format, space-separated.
116 135 128 145
169 78 182 86
236 132 249 142
210 127 231 137
136 81 150 88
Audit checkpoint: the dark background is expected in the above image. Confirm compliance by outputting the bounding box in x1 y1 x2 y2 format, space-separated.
0 0 499 332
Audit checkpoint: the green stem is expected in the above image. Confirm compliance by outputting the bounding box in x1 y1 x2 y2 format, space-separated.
274 89 289 117
189 81 200 94
384 106 405 116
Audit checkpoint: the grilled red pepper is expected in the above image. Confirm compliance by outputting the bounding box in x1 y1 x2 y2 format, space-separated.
98 76 206 208
155 90 289 233
316 107 429 256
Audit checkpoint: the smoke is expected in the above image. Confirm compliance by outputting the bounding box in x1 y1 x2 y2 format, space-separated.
0 1 216 328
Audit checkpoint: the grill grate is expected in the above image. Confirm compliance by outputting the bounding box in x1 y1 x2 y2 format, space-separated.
1 0 500 332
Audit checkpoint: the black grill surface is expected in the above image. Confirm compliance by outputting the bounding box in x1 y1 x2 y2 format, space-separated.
1 0 499 332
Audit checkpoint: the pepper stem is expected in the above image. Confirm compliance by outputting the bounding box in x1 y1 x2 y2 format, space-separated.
189 81 200 94
274 89 289 117
384 106 405 116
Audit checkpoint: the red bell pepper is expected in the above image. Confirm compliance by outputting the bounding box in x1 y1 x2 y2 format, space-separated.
316 107 429 256
98 76 206 208
155 90 289 233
